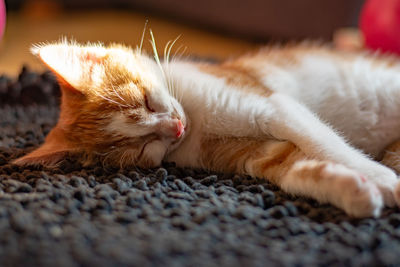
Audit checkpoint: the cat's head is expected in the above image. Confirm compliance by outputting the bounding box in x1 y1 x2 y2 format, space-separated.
13 41 187 168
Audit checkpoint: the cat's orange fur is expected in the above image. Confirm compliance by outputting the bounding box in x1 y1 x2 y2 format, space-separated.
15 43 156 167
197 63 273 97
200 137 301 183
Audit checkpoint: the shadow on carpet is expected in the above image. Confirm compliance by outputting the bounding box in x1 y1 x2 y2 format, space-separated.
0 66 400 267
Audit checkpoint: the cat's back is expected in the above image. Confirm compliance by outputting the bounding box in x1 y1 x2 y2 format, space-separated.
220 43 400 112
194 44 362 98
173 44 347 98
229 43 400 95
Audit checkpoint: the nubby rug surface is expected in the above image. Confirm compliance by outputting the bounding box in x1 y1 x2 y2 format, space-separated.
0 67 400 266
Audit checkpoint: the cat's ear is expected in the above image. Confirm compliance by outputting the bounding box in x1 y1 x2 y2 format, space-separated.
12 127 74 166
31 42 107 93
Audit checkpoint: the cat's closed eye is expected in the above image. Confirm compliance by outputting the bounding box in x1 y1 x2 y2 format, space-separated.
144 95 155 112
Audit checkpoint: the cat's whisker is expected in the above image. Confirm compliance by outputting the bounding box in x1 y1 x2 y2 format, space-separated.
172 45 188 61
172 77 181 101
110 84 129 106
170 79 178 100
120 149 137 169
165 44 187 102
163 36 181 97
94 90 130 108
138 20 148 54
149 30 162 69
100 149 114 167
164 40 172 64
164 67 174 97
149 29 168 92
166 35 181 64
101 147 120 168
167 74 181 102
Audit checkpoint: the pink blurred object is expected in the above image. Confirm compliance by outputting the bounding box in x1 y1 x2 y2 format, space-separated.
0 0 5 40
360 0 400 54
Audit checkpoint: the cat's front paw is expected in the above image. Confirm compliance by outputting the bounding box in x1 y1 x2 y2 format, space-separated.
323 164 384 218
341 178 383 218
361 164 398 208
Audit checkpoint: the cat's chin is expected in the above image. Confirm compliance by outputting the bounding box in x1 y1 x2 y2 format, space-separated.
167 136 184 153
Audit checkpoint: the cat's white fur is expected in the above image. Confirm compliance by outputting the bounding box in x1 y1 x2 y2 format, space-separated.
158 51 400 217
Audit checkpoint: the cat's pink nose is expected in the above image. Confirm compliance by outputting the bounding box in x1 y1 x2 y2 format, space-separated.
159 118 185 139
175 119 184 138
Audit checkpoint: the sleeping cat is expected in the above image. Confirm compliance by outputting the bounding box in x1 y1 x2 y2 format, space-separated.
13 39 400 218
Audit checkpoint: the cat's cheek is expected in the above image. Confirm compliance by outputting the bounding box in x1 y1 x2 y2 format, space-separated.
143 140 168 167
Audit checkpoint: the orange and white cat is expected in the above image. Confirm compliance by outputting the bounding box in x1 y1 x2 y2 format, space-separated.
13 39 400 218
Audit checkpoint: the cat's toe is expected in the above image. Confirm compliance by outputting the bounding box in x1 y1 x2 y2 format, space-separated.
375 181 397 208
323 163 383 217
328 165 383 218
341 178 383 218
363 166 398 208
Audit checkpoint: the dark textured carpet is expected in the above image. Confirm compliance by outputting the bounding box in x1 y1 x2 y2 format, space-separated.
1 66 400 267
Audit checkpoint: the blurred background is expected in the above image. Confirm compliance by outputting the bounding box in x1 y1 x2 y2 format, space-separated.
0 0 366 76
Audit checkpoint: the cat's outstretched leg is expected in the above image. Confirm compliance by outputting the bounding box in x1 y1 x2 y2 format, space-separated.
256 93 400 208
245 141 384 218
281 161 383 217
200 137 383 217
